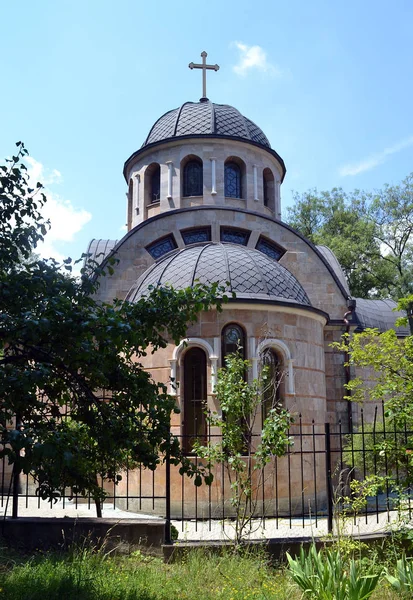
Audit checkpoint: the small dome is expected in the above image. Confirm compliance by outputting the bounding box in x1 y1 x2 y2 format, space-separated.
143 101 271 149
126 243 311 306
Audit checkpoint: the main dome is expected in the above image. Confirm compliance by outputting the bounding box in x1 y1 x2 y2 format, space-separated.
126 243 311 306
142 101 271 149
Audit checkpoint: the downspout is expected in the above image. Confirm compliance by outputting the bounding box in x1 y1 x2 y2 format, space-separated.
343 299 356 434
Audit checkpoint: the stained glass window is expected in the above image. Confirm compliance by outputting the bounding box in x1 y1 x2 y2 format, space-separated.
183 160 203 197
222 324 245 362
151 165 160 203
256 237 283 261
181 227 211 245
220 228 249 245
146 235 176 260
225 162 242 198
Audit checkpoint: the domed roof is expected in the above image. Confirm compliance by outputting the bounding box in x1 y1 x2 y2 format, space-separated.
126 243 311 306
142 100 271 149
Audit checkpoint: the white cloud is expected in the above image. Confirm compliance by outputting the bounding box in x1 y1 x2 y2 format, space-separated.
339 136 413 177
25 157 92 262
232 42 281 78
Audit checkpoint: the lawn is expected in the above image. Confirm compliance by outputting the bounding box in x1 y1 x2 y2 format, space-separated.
0 544 403 600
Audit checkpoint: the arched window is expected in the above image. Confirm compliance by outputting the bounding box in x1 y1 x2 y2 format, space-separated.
222 324 245 364
263 168 275 211
150 165 161 203
261 348 283 421
225 162 242 198
183 160 203 197
183 347 207 453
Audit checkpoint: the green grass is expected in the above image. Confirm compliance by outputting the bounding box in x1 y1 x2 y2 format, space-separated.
0 545 403 600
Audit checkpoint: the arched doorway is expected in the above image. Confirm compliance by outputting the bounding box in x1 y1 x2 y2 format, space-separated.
183 347 207 453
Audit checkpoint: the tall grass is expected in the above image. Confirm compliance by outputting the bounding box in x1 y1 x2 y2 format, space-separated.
0 545 401 600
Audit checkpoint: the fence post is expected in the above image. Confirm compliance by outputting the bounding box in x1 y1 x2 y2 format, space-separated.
164 449 172 544
11 411 22 519
325 422 333 534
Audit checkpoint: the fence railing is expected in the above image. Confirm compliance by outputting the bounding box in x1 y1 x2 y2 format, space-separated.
2 408 413 542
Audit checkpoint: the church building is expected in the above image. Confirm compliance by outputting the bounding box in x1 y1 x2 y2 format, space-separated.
86 53 407 515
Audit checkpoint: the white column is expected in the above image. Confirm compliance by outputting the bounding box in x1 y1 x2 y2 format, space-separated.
169 359 177 395
210 157 217 195
275 178 281 219
134 174 140 215
253 165 258 201
249 337 258 380
166 161 173 199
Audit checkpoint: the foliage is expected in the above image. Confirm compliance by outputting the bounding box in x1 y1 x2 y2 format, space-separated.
332 329 413 426
385 553 413 597
0 546 299 600
342 419 413 485
333 325 413 510
194 352 293 545
287 545 381 600
286 174 413 299
0 143 225 515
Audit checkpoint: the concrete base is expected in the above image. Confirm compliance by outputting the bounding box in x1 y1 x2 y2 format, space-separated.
1 517 167 554
162 532 394 563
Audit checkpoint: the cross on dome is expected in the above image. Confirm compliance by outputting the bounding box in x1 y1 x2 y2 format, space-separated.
188 51 219 101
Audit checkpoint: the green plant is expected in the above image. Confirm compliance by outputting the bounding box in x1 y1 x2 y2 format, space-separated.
287 545 381 600
194 351 293 546
0 143 226 517
385 553 413 597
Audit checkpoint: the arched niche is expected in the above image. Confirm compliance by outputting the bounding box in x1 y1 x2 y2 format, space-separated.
263 167 275 213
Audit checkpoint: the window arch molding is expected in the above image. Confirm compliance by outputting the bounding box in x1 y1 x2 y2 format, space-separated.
144 162 161 205
181 155 203 197
170 337 218 396
255 338 295 395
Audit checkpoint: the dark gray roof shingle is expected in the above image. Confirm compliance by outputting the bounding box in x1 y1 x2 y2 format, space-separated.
144 101 271 148
126 243 311 306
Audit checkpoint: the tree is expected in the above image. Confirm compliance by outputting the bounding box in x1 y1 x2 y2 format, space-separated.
286 175 413 300
194 352 293 546
333 318 413 492
0 144 224 516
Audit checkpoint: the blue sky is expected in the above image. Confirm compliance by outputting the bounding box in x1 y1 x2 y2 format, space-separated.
2 0 413 262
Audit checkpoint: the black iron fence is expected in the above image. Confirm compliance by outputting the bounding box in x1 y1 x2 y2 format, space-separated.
2 407 413 542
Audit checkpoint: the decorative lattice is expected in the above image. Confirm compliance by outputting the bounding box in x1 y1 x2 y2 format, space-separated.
183 161 203 197
220 228 249 245
146 235 177 260
182 228 211 245
256 237 283 261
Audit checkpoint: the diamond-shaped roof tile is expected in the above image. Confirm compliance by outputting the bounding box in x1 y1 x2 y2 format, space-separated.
127 243 311 306
143 101 271 149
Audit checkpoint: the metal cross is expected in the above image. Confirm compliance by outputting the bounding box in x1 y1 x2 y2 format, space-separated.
188 51 219 100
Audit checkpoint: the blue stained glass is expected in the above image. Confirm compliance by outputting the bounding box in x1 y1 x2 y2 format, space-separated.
146 236 176 259
256 238 282 261
182 228 211 245
221 228 249 245
225 163 242 198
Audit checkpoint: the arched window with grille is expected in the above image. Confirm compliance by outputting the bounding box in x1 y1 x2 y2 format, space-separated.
183 347 207 453
261 348 284 421
224 162 242 198
183 159 203 197
222 323 245 365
